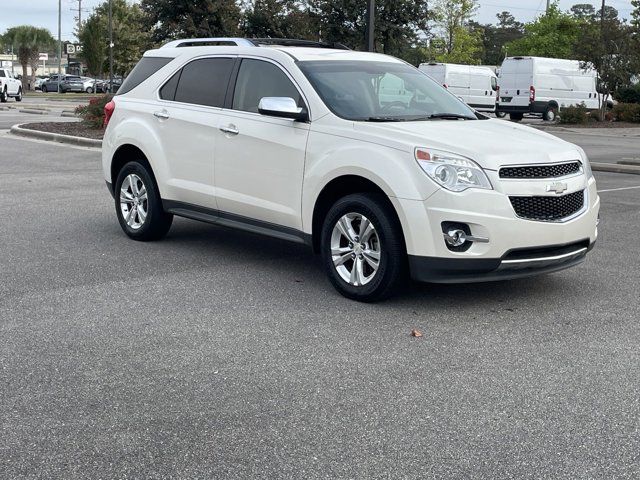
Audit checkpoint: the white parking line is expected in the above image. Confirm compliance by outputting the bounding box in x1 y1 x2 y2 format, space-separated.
597 186 640 193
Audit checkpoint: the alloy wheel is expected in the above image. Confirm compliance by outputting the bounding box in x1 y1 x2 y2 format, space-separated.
330 213 381 287
119 174 148 230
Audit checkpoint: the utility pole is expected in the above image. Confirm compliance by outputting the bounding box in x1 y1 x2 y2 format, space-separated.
546 0 550 13
365 0 375 52
58 0 62 93
109 0 113 91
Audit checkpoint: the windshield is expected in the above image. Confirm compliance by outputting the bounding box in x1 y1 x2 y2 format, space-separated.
298 60 478 121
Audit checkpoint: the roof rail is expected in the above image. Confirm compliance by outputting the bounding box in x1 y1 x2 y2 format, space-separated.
160 37 351 50
161 38 255 48
249 38 351 50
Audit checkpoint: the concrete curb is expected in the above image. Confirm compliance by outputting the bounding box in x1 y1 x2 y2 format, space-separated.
535 125 640 138
18 109 49 115
10 124 102 148
592 162 640 175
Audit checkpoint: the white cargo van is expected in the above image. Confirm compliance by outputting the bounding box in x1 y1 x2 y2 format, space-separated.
497 56 600 121
419 63 498 112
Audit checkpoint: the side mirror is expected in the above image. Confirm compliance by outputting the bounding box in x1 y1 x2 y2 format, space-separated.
258 97 308 121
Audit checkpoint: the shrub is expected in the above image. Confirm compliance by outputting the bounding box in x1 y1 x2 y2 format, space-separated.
559 103 588 124
615 86 640 104
75 95 113 129
611 103 640 123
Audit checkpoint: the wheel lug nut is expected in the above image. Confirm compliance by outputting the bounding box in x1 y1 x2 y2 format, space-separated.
351 253 356 259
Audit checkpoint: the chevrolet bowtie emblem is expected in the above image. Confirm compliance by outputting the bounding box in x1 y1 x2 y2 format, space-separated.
546 182 568 194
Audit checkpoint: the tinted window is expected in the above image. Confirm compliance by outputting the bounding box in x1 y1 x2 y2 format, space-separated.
174 58 234 107
159 71 181 101
233 59 302 113
117 56 172 95
0 71 5 78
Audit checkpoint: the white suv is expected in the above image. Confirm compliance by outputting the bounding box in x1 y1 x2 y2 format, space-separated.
0 69 23 102
102 38 599 301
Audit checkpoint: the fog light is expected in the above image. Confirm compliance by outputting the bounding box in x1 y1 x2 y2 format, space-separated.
444 229 467 247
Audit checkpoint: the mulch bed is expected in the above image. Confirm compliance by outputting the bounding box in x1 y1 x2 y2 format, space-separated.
556 121 640 129
21 122 104 140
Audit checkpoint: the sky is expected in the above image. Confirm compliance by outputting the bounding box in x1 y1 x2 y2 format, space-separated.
0 0 637 43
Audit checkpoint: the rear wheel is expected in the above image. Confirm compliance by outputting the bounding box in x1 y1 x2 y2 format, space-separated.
86 87 93 94
509 112 524 122
321 193 406 302
543 105 557 122
42 85 48 93
495 111 507 118
15 88 22 102
115 161 173 241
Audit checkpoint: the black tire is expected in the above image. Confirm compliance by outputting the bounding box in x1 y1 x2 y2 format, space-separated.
321 193 407 302
0 88 7 103
509 112 524 122
42 85 48 93
15 88 22 102
495 111 507 118
114 161 173 241
543 105 557 122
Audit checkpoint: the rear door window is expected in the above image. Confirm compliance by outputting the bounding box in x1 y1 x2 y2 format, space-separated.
117 56 173 95
173 58 234 107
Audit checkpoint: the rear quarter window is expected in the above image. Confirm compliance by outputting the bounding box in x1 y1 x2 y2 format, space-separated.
117 56 173 95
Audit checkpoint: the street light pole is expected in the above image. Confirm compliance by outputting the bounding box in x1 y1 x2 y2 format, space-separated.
58 0 62 93
365 0 375 52
109 0 113 91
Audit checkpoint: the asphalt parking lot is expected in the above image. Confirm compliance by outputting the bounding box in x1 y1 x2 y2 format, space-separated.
1 130 639 478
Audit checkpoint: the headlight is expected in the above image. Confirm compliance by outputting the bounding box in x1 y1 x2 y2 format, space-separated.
415 148 493 192
578 149 593 179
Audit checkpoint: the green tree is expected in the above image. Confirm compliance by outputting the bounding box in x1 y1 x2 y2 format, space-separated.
2 26 54 90
429 0 482 64
308 0 430 58
77 14 106 78
506 3 580 58
243 0 316 39
475 11 524 65
631 0 640 32
79 0 150 77
570 3 596 20
141 0 243 44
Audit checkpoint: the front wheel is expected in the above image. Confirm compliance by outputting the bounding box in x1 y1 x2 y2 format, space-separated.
115 161 173 241
321 193 406 302
0 89 7 103
42 85 48 93
86 87 93 94
495 111 507 118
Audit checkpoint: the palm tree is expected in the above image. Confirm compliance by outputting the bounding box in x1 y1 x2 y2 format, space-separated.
2 26 55 91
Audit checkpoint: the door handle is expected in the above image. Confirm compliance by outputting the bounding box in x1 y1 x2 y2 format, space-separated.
220 124 239 136
153 110 170 120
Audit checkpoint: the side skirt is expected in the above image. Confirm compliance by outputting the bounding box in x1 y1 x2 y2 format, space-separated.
162 199 312 246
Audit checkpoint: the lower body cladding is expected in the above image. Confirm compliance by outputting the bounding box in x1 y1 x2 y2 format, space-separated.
395 177 600 283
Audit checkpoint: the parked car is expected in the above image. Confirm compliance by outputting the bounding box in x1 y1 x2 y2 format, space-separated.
34 76 48 91
80 77 101 93
41 75 62 93
419 62 498 113
60 75 85 93
497 56 601 122
102 38 600 301
0 68 22 102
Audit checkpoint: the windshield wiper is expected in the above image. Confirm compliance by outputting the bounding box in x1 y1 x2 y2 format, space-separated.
365 116 410 122
428 113 476 120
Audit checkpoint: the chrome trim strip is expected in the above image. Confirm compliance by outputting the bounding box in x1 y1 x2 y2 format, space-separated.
501 247 588 265
499 160 584 181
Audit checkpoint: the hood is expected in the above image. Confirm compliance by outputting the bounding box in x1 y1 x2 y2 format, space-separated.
353 118 583 170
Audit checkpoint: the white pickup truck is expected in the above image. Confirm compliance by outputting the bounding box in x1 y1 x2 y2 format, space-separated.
0 69 23 102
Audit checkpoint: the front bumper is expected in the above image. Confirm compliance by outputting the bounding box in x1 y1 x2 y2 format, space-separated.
409 240 594 283
394 174 599 283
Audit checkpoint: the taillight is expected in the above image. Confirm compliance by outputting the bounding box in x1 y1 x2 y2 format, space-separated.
104 100 115 128
529 86 535 103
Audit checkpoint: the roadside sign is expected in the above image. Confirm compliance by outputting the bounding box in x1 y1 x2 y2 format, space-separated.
0 61 12 68
65 43 83 55
39 53 49 61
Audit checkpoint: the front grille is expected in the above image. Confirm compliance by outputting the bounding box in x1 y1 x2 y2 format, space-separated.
510 190 585 221
500 162 581 179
